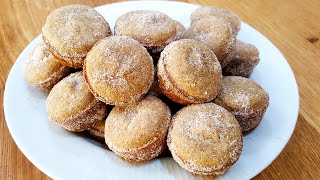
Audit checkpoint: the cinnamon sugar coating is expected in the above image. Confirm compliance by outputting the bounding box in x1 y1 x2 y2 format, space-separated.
191 6 241 36
88 119 106 140
167 103 243 175
105 96 171 162
115 10 177 53
182 16 236 67
84 36 154 106
46 72 107 132
24 40 71 91
28 5 272 173
88 105 110 140
223 40 260 77
158 39 222 105
42 4 111 68
213 76 269 133
173 20 186 40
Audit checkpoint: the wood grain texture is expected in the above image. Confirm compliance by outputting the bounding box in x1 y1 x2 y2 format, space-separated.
0 0 319 179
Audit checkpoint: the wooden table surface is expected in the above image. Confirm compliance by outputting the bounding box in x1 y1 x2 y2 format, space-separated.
1 0 320 179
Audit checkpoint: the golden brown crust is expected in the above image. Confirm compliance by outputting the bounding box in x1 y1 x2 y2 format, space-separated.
84 36 154 106
104 96 171 162
88 119 106 140
46 72 107 132
169 144 242 175
213 76 269 133
182 16 236 67
223 40 260 77
158 71 196 104
60 100 107 132
108 134 167 162
23 40 71 91
172 20 185 41
157 39 222 105
42 4 112 68
37 66 71 91
114 10 177 53
43 36 83 68
191 6 241 36
88 106 110 139
234 107 267 133
167 103 243 175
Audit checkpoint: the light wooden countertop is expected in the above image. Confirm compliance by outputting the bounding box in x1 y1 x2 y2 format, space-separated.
1 0 320 179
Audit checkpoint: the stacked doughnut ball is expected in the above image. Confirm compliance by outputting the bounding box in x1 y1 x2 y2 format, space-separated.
23 4 269 176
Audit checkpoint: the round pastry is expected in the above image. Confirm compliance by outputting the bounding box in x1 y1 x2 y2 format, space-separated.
46 72 107 132
114 10 177 53
88 120 106 140
157 39 222 105
104 96 171 162
84 36 154 106
167 103 243 175
213 76 269 133
223 40 260 77
173 20 186 40
182 16 236 67
191 6 241 36
24 40 71 91
42 4 112 68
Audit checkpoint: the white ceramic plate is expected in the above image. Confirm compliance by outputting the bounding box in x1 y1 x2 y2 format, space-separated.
3 1 299 180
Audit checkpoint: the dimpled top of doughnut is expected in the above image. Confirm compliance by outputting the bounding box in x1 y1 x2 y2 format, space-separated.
115 10 177 52
105 96 171 150
214 76 269 115
191 6 241 35
84 36 154 106
160 39 222 101
168 103 242 174
182 16 236 66
24 40 68 84
230 40 259 60
46 72 96 122
42 4 111 60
